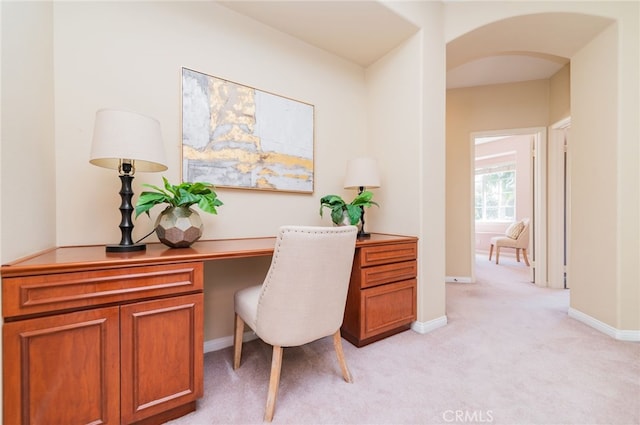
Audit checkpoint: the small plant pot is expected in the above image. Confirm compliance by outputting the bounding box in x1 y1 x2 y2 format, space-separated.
334 210 362 232
155 206 203 248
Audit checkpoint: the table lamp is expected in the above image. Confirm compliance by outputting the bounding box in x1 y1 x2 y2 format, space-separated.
344 157 381 238
90 109 168 252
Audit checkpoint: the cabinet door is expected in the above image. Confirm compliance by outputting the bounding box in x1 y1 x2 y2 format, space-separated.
3 307 120 425
361 279 417 340
120 293 203 424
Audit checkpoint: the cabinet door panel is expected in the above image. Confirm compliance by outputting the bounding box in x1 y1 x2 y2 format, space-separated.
3 307 120 425
361 279 416 339
121 294 203 424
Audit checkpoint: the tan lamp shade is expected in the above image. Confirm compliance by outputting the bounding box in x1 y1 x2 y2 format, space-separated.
344 157 381 189
90 108 168 172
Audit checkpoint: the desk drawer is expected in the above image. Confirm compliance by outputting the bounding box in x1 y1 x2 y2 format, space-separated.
359 260 417 289
358 242 417 267
361 279 416 340
2 262 203 319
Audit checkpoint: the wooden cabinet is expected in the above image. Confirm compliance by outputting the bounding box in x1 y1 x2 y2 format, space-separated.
341 237 418 347
2 261 203 425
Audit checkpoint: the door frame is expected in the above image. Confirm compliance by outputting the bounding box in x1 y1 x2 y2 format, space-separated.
470 127 547 286
548 117 571 289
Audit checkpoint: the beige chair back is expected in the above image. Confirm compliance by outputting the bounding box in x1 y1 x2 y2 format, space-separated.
255 225 357 347
515 218 530 249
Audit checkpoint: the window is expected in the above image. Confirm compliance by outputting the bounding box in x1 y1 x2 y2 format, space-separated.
475 165 515 222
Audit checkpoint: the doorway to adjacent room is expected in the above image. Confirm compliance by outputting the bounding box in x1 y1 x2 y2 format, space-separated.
470 127 545 286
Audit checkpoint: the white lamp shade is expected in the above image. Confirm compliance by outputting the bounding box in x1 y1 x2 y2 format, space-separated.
90 108 168 172
344 157 381 189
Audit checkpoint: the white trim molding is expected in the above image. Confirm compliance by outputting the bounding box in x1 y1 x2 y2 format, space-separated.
568 308 640 342
445 276 473 283
204 331 258 354
411 315 448 334
207 317 451 353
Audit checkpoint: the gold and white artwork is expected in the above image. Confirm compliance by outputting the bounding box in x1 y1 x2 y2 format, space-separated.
182 68 314 193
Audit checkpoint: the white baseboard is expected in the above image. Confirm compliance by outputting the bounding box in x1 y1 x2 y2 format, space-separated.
568 308 640 342
204 331 258 354
411 315 448 334
204 317 450 353
445 276 473 283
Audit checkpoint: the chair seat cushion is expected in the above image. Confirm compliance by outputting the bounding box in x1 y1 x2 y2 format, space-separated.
235 285 262 330
491 235 518 248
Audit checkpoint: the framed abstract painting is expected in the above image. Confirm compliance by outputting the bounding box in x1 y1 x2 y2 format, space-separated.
181 67 314 193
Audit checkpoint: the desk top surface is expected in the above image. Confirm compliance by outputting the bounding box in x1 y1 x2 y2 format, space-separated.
1 233 417 278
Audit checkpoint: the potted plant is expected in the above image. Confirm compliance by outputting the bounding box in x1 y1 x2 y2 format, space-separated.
319 190 379 226
135 177 223 248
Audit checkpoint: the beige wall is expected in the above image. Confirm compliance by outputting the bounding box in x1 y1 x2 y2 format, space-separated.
382 1 447 323
446 79 550 277
1 1 56 261
52 1 368 246
570 23 619 327
549 63 571 124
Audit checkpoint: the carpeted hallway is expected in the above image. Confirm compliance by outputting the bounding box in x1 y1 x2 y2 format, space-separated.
167 255 640 424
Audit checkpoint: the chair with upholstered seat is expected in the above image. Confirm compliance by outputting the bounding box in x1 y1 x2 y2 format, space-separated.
233 225 358 422
489 218 530 266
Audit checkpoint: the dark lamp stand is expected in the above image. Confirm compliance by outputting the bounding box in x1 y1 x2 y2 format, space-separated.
357 185 371 239
106 162 146 252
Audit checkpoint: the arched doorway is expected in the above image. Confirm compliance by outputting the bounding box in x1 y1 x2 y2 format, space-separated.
445 11 615 291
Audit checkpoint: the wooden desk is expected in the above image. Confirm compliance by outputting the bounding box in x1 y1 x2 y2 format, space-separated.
1 233 416 424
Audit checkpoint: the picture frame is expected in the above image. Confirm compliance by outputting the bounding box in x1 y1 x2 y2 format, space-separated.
181 67 315 193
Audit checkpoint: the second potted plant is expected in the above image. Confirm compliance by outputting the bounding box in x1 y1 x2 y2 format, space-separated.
319 190 379 226
135 176 223 248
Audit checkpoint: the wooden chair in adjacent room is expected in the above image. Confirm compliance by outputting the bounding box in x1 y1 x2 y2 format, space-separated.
232 225 358 422
489 218 531 266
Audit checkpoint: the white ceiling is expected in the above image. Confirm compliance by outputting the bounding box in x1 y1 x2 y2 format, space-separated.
218 1 614 89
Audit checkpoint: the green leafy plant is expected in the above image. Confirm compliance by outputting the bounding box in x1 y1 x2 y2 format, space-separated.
135 176 223 218
319 191 379 225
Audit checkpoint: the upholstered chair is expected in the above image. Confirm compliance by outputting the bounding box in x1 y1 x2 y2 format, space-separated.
489 218 531 266
233 225 358 422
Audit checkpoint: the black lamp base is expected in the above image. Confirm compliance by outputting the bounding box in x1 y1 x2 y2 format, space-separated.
106 243 146 253
106 165 145 254
357 231 371 239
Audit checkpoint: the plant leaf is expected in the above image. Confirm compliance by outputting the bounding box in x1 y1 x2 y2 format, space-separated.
350 190 379 208
346 204 361 225
198 195 223 214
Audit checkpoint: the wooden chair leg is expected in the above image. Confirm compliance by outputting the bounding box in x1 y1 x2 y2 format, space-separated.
516 248 521 262
333 330 353 383
495 247 500 264
264 345 283 422
233 313 244 370
489 244 494 261
522 249 531 267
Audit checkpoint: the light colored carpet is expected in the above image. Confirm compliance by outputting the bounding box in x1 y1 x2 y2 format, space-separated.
167 255 640 424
